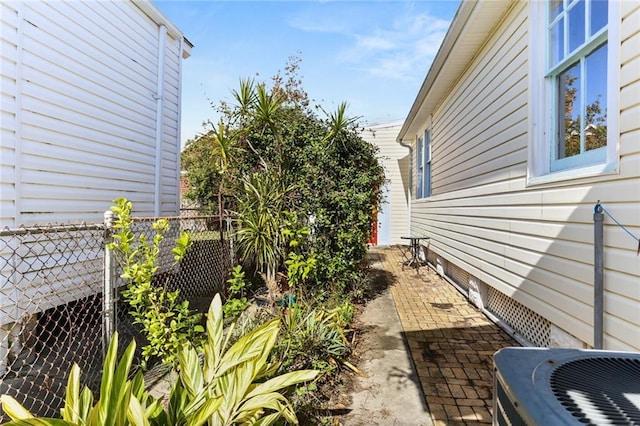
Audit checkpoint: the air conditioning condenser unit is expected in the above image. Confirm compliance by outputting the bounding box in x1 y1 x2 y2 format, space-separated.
493 347 640 425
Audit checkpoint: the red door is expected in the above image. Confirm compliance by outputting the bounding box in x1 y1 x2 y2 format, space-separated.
369 205 378 245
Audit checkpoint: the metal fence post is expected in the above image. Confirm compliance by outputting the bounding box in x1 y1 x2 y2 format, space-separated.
103 210 116 356
593 202 604 349
227 215 235 266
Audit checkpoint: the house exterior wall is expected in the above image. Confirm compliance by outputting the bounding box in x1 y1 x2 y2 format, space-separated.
403 1 640 351
361 121 410 245
0 0 186 227
0 0 188 330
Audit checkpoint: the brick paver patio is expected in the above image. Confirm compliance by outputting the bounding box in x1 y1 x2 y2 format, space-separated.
368 247 518 426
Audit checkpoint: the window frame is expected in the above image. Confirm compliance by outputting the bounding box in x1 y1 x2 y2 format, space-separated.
528 0 620 185
423 128 432 198
416 134 424 198
415 128 432 199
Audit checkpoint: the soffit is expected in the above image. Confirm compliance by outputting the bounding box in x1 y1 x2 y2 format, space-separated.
398 0 516 143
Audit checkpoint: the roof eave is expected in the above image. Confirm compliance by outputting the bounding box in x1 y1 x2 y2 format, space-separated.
133 0 184 42
397 0 515 144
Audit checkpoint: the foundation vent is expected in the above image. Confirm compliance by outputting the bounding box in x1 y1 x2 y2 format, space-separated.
486 286 551 347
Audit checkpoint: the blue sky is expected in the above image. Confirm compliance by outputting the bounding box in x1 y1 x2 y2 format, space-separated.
153 0 461 145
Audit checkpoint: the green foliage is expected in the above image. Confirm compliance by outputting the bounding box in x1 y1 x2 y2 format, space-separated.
172 294 319 425
330 299 355 330
234 170 293 285
300 126 384 295
284 252 316 290
1 296 318 425
182 56 385 300
282 212 316 291
0 333 165 426
108 197 204 369
223 265 250 319
275 303 349 374
181 133 222 213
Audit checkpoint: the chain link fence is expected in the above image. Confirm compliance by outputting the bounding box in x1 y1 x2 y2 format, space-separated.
0 212 232 421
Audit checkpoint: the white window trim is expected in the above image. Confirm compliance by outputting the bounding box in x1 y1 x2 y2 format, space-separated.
415 127 433 200
423 128 432 198
527 0 620 186
416 134 424 199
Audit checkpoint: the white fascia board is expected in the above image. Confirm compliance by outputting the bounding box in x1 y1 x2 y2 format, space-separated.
397 0 515 144
133 0 185 43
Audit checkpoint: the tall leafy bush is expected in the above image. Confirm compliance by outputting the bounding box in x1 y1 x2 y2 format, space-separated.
182 57 385 298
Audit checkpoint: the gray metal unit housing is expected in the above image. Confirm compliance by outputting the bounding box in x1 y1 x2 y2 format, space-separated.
493 347 640 425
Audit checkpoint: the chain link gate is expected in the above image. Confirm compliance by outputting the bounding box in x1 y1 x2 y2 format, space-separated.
0 213 232 421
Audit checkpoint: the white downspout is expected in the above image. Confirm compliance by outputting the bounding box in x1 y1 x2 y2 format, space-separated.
398 136 413 235
153 24 167 217
175 36 184 214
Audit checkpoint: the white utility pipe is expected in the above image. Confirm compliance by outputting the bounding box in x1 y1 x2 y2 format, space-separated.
153 25 167 216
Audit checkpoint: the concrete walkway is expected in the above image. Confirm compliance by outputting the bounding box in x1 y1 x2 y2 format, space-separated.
342 284 432 425
362 246 518 426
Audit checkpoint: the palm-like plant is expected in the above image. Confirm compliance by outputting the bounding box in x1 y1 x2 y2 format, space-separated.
232 77 257 118
255 83 284 129
324 102 359 143
234 169 293 290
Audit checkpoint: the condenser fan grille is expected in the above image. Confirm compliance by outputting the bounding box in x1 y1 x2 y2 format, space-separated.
550 357 640 425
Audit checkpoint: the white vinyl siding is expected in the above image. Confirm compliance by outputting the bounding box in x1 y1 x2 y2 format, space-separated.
0 0 187 327
0 2 18 225
160 37 182 214
0 1 184 226
362 121 410 245
432 8 528 195
407 0 640 351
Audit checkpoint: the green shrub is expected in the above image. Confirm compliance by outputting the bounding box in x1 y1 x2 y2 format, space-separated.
222 265 251 319
182 57 385 302
275 303 349 374
108 197 204 368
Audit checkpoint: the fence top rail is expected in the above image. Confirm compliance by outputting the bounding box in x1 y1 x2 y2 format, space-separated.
0 222 105 237
131 214 236 222
131 214 228 222
0 213 237 236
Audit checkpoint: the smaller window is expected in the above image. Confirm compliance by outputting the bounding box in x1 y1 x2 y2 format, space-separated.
415 130 432 199
416 135 424 198
423 129 431 198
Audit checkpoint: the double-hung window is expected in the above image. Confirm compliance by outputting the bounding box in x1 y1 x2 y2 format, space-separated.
416 129 431 199
416 135 424 198
530 0 618 180
423 129 431 197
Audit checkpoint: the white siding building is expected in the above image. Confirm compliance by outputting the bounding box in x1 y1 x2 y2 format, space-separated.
0 0 191 226
361 121 410 245
398 1 640 351
0 0 191 370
